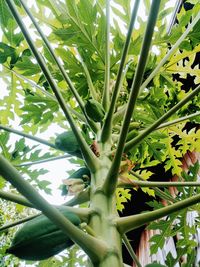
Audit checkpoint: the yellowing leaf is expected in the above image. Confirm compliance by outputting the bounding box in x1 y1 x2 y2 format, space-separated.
116 188 131 212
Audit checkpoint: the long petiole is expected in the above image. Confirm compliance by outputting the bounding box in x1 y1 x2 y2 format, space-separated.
0 190 33 208
15 155 70 167
0 124 56 149
102 0 110 112
117 192 200 234
101 0 140 143
122 234 142 267
103 1 161 196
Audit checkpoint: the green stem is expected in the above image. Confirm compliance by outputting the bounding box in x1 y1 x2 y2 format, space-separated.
103 1 161 196
118 180 200 188
112 62 133 127
101 0 140 143
0 124 56 149
125 83 200 152
6 0 98 171
122 234 142 267
156 111 200 130
0 155 107 263
166 0 183 35
117 192 200 234
0 190 33 208
112 104 127 126
153 187 176 203
14 154 70 167
0 214 40 234
129 170 177 203
76 49 98 101
139 11 200 94
102 0 110 112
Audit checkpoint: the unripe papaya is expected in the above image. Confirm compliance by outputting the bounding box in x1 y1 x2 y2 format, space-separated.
61 167 91 196
55 131 82 158
7 206 80 261
85 98 105 122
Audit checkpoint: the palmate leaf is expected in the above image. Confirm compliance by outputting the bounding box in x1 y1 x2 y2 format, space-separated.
0 42 17 64
20 93 62 133
148 214 178 255
0 0 24 47
38 244 87 267
164 135 183 176
0 133 53 194
171 126 200 154
0 73 22 125
14 56 41 76
46 0 104 61
116 188 131 212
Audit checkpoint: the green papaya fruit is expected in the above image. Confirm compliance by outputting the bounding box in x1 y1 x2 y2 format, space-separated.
55 131 82 158
85 98 105 122
7 206 81 261
61 167 91 196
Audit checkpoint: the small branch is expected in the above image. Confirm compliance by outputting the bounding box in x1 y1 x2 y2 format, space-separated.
76 49 98 101
101 0 140 143
0 190 33 208
0 124 56 149
102 0 111 112
112 104 127 126
156 111 200 130
122 234 142 267
14 154 70 167
167 0 183 35
0 214 40 234
117 192 200 234
139 10 200 94
125 83 200 152
118 180 200 188
103 1 161 196
6 0 99 172
153 187 177 203
122 171 177 203
0 155 107 263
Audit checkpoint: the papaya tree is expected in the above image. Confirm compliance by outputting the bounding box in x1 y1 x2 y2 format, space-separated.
0 0 200 266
